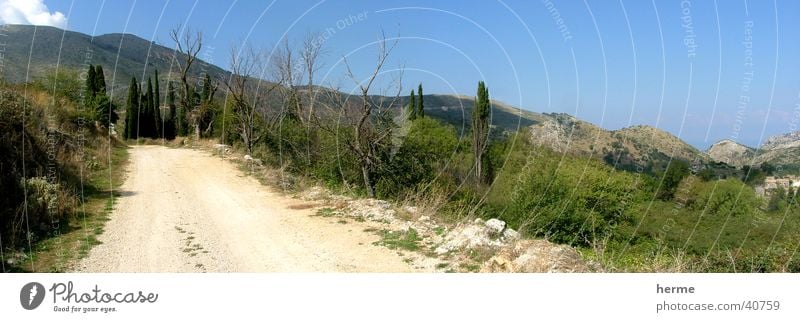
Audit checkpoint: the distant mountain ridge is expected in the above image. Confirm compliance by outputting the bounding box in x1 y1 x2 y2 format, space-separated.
4 24 799 173
1 24 229 96
527 113 708 172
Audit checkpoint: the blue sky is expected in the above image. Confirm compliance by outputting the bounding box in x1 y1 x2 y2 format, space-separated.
29 0 800 148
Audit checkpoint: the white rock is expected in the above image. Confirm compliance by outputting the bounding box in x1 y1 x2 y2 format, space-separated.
502 228 521 241
434 224 503 255
244 155 253 161
301 186 329 201
484 218 506 234
345 199 396 223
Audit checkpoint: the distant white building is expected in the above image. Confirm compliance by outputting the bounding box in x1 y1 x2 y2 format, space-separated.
762 176 800 191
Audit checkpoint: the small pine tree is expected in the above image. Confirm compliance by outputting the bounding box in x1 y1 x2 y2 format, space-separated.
407 89 416 121
417 83 424 118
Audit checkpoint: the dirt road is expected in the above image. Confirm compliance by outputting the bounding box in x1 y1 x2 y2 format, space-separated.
76 145 416 272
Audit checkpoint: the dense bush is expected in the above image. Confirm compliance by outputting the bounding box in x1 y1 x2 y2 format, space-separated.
375 118 459 198
485 140 646 246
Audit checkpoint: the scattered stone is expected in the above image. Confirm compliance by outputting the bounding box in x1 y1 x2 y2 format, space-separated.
345 199 396 223
403 205 419 215
502 227 521 241
481 240 591 273
243 155 262 166
213 144 231 154
484 218 506 235
301 186 329 201
434 224 504 255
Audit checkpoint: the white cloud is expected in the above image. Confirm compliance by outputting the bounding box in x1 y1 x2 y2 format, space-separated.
0 0 66 28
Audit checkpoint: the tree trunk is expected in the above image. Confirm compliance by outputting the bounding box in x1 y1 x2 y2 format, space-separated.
475 151 483 181
361 165 374 198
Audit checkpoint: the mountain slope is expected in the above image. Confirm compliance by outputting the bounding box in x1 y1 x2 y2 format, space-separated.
407 94 547 133
707 139 756 167
528 113 707 172
706 132 800 171
2 24 228 96
4 24 543 134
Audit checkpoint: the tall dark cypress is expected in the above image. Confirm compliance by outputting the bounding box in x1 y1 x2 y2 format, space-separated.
153 69 164 138
152 75 162 138
472 81 491 184
154 70 161 109
85 65 97 102
417 83 424 118
407 89 416 121
95 65 107 94
166 82 177 139
201 74 212 102
125 77 140 139
144 78 156 138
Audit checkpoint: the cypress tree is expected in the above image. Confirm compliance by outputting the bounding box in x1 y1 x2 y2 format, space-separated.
407 89 416 121
201 74 213 102
139 85 149 138
125 77 140 140
144 78 156 138
175 79 187 137
154 70 161 137
85 65 97 103
166 82 177 139
417 83 424 118
176 105 186 137
472 81 491 184
95 65 107 94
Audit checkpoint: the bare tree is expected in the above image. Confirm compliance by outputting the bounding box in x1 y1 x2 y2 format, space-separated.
317 32 402 197
223 45 282 155
274 38 304 123
298 32 326 164
170 25 203 139
301 32 325 116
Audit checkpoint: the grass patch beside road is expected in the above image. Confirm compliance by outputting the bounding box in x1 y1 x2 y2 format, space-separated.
11 142 129 272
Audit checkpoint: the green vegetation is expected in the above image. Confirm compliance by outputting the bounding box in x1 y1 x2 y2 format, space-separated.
482 134 800 272
374 229 421 251
0 76 129 271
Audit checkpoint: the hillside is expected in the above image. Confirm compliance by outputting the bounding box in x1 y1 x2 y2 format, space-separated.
527 113 707 172
400 94 547 133
1 24 228 96
707 139 756 167
707 132 800 172
4 24 543 134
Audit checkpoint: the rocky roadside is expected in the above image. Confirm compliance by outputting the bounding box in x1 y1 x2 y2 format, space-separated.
203 141 600 273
